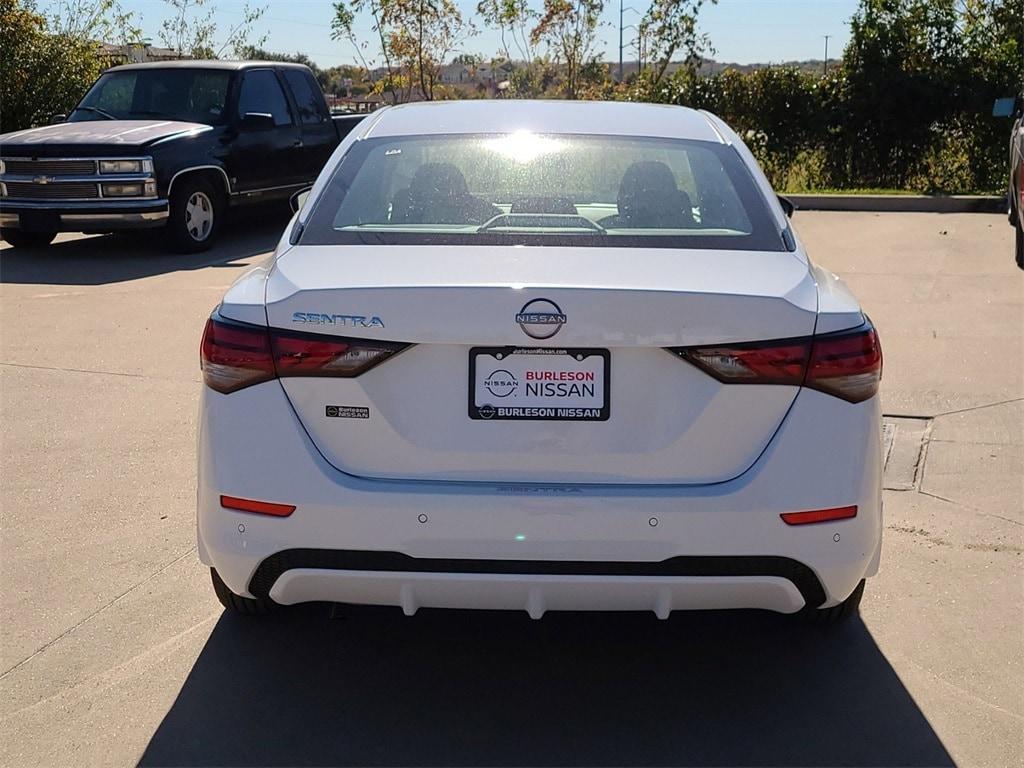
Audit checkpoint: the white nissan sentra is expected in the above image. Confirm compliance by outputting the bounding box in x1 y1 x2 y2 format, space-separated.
198 100 883 625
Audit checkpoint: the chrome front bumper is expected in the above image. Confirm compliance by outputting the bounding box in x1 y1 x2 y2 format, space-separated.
0 200 169 231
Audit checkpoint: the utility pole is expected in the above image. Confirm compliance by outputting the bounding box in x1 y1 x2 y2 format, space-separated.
823 35 831 76
619 0 624 83
618 1 640 82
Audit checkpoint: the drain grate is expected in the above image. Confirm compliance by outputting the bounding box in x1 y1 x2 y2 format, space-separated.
882 416 932 491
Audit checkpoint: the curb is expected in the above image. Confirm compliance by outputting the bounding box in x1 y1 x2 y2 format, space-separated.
787 194 1006 214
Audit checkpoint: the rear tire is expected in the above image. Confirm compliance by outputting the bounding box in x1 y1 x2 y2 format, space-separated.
211 568 275 616
801 579 864 626
1 228 56 249
167 177 222 253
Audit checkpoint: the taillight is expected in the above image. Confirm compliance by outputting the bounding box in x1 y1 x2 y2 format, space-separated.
671 320 882 403
805 324 882 403
271 332 406 377
201 316 409 394
200 317 274 394
674 339 810 385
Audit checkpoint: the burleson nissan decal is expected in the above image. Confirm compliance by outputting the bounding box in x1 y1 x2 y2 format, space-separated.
292 312 385 328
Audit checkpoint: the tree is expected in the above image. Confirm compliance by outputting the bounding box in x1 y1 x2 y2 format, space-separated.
0 0 105 132
45 0 140 43
158 0 267 59
452 52 484 67
331 0 380 90
331 0 472 101
530 0 603 98
476 0 536 62
640 0 715 86
237 47 322 74
842 0 967 187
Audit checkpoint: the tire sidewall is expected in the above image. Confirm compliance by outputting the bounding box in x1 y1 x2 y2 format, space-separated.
168 177 223 253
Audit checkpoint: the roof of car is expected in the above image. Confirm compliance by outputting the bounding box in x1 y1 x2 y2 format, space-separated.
107 60 312 73
363 100 724 142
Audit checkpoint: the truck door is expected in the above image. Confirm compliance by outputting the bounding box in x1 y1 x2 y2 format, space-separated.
229 68 304 196
282 69 338 183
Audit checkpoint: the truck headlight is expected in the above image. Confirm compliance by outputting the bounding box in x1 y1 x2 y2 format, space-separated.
102 181 155 197
99 159 151 174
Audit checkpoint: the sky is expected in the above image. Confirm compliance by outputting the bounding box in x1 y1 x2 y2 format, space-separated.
54 0 861 69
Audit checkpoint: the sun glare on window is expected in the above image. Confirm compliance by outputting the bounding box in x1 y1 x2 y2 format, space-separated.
483 131 564 164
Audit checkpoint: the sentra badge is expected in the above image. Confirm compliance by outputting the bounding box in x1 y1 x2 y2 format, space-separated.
293 312 385 328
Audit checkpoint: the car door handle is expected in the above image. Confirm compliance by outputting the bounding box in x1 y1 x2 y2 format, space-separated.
292 139 304 148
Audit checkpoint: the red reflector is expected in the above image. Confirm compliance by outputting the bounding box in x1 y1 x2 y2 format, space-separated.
220 495 296 517
780 505 857 525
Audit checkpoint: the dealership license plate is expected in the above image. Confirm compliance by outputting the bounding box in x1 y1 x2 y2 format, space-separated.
469 347 609 421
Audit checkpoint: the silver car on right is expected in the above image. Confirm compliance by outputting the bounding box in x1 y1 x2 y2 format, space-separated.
994 93 1023 269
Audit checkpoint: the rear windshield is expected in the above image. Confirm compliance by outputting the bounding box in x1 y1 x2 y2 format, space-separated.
70 69 231 125
300 132 785 251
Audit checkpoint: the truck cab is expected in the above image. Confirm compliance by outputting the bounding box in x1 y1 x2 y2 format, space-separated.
0 61 363 252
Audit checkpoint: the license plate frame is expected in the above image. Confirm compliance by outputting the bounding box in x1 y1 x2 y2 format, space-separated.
468 347 610 421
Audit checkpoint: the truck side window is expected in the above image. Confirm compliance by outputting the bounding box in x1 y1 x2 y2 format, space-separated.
237 70 293 126
284 71 328 125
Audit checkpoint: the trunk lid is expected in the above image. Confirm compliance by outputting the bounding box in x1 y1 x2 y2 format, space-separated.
261 245 817 485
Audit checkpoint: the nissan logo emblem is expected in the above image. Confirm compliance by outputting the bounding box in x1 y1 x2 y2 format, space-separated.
516 298 566 340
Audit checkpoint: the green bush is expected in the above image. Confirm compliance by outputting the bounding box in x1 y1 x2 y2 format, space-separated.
635 0 1022 194
0 0 105 133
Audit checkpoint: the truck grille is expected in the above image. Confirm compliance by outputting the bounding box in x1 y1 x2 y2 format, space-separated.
4 182 100 199
4 159 97 176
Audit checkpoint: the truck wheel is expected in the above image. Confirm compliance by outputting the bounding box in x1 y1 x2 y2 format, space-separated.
168 178 222 253
1 228 56 249
801 579 864 626
211 568 275 616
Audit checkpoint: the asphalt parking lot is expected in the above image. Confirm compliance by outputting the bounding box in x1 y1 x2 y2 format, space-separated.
1 209 1021 767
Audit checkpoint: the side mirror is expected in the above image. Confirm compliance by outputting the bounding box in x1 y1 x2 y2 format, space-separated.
777 195 795 218
50 114 67 124
240 112 276 132
993 97 1016 118
290 187 311 214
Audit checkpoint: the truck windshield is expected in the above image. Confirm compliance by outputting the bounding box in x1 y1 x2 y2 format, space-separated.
70 69 231 125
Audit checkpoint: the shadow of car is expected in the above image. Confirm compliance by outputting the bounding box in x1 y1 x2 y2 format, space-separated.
0 203 290 287
140 606 952 767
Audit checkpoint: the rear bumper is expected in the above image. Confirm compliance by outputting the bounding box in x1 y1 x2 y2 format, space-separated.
197 382 883 616
270 569 808 617
0 199 169 231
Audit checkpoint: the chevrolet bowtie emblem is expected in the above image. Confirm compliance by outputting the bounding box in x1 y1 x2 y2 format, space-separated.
33 175 54 185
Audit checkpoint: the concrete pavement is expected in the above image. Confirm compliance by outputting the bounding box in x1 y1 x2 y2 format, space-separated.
1 210 1021 766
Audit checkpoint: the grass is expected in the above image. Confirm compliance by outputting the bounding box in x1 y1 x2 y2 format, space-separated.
784 188 921 196
783 187 1002 196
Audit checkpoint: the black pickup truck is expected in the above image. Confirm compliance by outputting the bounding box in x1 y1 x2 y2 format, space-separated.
0 61 364 252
